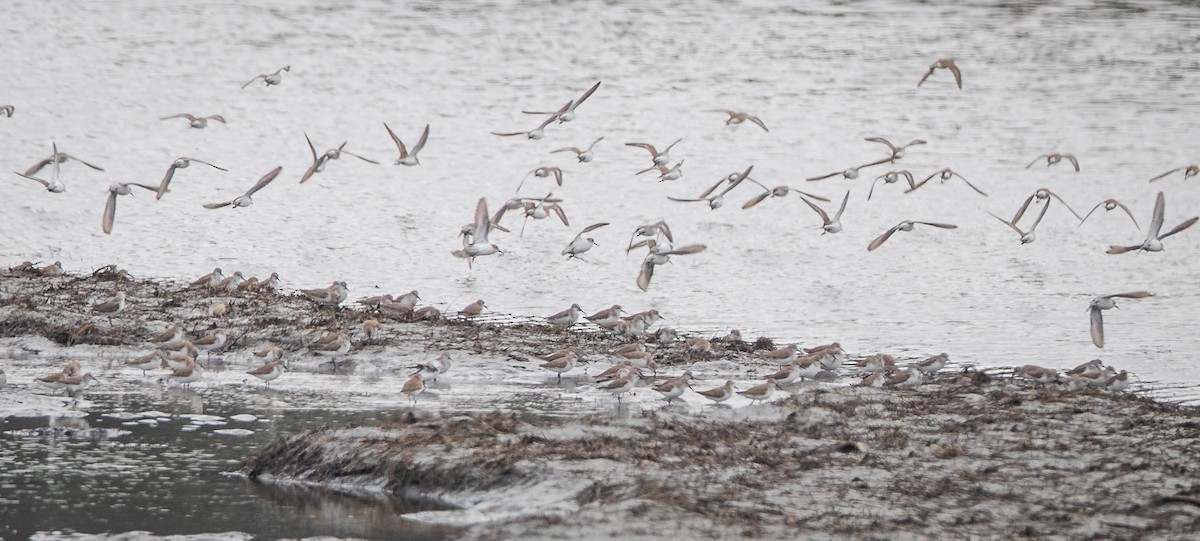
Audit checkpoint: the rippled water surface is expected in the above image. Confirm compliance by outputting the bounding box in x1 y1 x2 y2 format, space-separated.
2 0 1200 533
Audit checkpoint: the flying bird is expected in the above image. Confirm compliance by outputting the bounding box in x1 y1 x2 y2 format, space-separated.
1026 153 1080 172
628 220 673 252
385 123 429 166
917 58 962 89
905 168 987 197
0 105 12 117
1079 199 1140 231
633 240 707 291
300 134 377 183
1106 192 1198 254
102 182 159 234
625 139 682 166
864 137 926 161
868 221 957 251
638 160 684 182
203 166 283 209
1147 165 1198 183
522 81 601 123
155 157 227 200
517 166 564 192
1088 291 1153 348
493 102 567 140
708 109 768 132
668 165 754 210
1010 188 1084 225
563 223 610 258
160 113 226 129
241 65 290 89
800 191 851 234
24 146 105 177
806 156 893 182
452 198 503 268
551 137 604 163
742 178 830 209
868 170 916 200
990 197 1051 244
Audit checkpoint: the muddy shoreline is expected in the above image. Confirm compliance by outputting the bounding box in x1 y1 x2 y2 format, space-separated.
4 266 1200 539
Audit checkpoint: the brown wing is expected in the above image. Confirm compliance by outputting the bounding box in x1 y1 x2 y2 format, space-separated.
867 225 900 251
411 124 430 155
384 123 409 157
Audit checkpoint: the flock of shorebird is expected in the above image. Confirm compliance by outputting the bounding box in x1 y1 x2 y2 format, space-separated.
4 57 1194 406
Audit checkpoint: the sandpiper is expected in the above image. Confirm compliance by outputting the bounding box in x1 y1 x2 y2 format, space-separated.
492 105 563 140
868 170 916 200
626 139 682 167
765 363 802 386
627 221 674 252
906 168 987 197
1027 152 1080 172
193 329 230 355
762 345 798 366
708 109 768 132
40 261 64 276
638 160 684 182
1010 188 1085 226
191 268 224 289
868 220 957 251
253 346 284 364
0 105 12 117
154 157 227 200
865 137 927 161
1014 365 1059 384
357 294 394 312
1079 199 1140 231
859 370 891 388
452 198 503 268
102 182 160 234
990 198 1051 245
585 305 624 326
516 166 564 192
696 380 734 404
652 371 693 404
165 360 203 388
667 168 751 210
166 340 198 360
563 222 610 258
552 137 604 163
741 179 831 209
1107 192 1198 254
1148 165 1198 183
311 333 352 365
92 291 127 322
203 166 283 209
884 368 923 389
384 123 430 166
214 271 245 293
14 170 66 193
636 242 707 291
401 374 425 405
860 354 897 374
411 306 442 321
1067 359 1105 376
24 145 105 176
412 352 452 382
686 337 713 356
801 191 851 234
654 327 678 345
396 291 421 310
241 65 290 89
547 304 585 328
160 113 226 129
738 379 778 405
600 367 642 403
1088 291 1152 348
247 360 285 387
362 319 382 342
125 351 162 377
917 58 962 89
540 350 578 382
460 299 486 318
913 353 949 375
1105 370 1130 392
522 81 601 123
1063 375 1091 391
62 372 100 399
148 325 184 349
805 155 892 182
794 354 823 380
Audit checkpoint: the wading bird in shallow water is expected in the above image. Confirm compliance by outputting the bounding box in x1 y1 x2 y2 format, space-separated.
241 65 290 89
493 103 566 140
384 123 429 166
155 157 227 200
708 109 768 132
632 240 707 291
868 170 915 200
868 221 957 251
1079 199 1140 231
552 137 604 163
906 168 988 197
523 81 601 123
917 58 962 89
865 137 926 161
801 191 851 234
1027 152 1080 172
626 139 682 167
203 166 283 210
1106 192 1198 254
990 197 1051 245
1088 291 1152 348
160 113 225 129
24 145 105 176
1148 165 1198 183
102 182 160 234
562 223 610 259
300 134 377 183
453 198 503 268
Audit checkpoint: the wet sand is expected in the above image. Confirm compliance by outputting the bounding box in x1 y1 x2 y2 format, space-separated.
3 265 1199 539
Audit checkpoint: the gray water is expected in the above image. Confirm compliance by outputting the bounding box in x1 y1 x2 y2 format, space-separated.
2 0 1200 536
